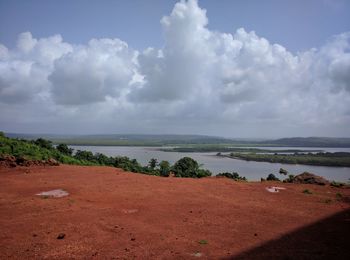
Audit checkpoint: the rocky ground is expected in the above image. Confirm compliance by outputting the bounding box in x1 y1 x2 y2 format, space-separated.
0 164 349 259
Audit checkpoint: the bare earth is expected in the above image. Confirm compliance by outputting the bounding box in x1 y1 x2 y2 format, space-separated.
0 165 349 259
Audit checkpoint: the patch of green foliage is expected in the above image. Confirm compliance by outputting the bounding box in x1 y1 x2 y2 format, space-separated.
217 172 247 181
0 134 90 165
283 174 295 183
159 160 171 177
330 181 345 188
266 173 280 181
1 134 215 179
303 189 312 194
162 146 319 153
336 192 343 199
279 168 288 175
56 144 73 156
172 157 212 178
228 152 350 167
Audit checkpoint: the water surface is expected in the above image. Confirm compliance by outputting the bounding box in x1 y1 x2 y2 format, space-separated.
70 145 350 182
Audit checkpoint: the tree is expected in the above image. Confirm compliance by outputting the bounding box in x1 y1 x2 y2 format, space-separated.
148 158 158 169
34 138 53 150
159 160 171 177
279 168 288 175
56 144 73 156
172 157 211 178
266 173 280 181
74 150 95 162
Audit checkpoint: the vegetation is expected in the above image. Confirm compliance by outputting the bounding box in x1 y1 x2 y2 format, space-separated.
0 133 91 165
56 144 73 156
159 160 171 177
172 157 212 178
266 173 280 181
216 172 247 181
227 152 350 167
279 168 288 175
283 174 295 183
303 189 312 194
0 134 212 178
163 146 320 153
330 181 345 188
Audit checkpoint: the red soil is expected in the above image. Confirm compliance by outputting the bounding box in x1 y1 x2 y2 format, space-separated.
0 165 349 259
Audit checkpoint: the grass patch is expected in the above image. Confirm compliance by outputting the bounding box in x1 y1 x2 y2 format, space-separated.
302 189 312 194
198 240 208 245
336 192 343 199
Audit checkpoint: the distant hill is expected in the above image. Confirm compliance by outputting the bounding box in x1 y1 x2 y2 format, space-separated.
4 132 350 147
266 137 350 147
4 133 237 146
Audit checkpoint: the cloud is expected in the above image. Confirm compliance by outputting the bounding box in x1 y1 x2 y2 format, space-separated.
49 38 137 105
0 32 71 104
0 0 349 137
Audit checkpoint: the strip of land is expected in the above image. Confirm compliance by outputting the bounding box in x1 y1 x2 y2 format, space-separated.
223 152 350 167
160 146 323 153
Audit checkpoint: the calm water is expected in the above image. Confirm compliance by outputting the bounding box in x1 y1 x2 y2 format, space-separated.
70 146 350 182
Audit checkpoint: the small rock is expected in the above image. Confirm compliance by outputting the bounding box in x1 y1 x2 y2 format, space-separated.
47 158 59 166
291 172 329 185
57 233 65 239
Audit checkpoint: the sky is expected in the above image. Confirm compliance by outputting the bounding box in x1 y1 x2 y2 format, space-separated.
0 0 349 138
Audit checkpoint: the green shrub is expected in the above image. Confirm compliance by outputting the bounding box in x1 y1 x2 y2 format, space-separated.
330 181 344 188
283 174 295 183
217 172 247 181
56 144 73 156
34 138 53 150
266 173 280 181
303 189 312 194
159 160 171 177
148 158 158 169
198 240 208 245
172 157 211 178
279 168 288 175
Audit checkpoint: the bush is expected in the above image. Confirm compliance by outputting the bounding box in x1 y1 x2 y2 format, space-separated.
279 168 288 175
172 157 211 178
114 156 143 173
56 144 73 156
148 158 158 169
95 153 114 166
283 174 295 183
266 173 280 181
74 150 96 162
217 172 247 181
159 160 171 177
34 138 53 150
303 189 312 194
330 181 344 188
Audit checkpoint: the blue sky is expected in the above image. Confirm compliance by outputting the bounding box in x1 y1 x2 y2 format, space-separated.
0 0 349 137
1 0 349 52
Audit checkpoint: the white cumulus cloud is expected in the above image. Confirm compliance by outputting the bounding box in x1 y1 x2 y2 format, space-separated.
0 0 349 137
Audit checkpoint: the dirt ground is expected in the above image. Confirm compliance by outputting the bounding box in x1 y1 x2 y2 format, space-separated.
0 165 349 259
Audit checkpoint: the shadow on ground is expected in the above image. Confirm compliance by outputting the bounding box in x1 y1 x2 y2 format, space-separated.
224 209 350 259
